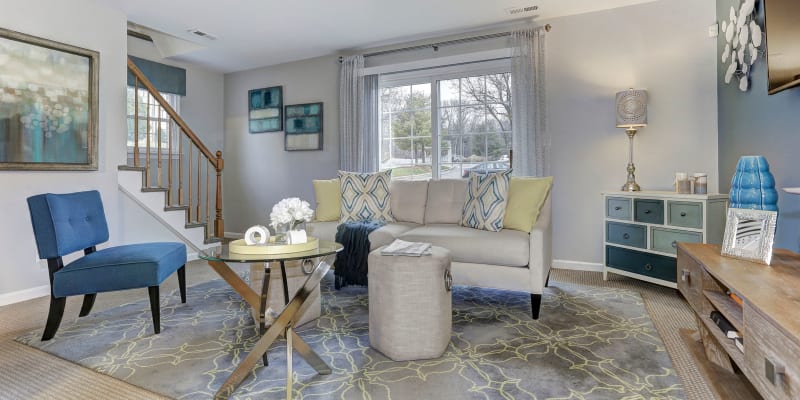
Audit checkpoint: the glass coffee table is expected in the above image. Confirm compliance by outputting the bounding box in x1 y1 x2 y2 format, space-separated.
199 240 343 400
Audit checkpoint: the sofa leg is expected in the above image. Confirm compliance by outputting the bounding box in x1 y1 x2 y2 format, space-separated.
79 293 96 317
530 294 542 320
178 265 187 304
42 295 66 341
148 286 161 334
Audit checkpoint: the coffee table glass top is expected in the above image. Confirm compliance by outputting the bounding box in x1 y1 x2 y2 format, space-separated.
198 240 343 263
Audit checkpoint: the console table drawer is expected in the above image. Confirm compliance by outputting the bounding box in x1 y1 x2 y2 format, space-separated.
606 222 646 248
652 227 702 255
634 199 664 224
676 245 703 314
606 246 676 282
668 201 703 229
606 197 632 220
744 304 800 400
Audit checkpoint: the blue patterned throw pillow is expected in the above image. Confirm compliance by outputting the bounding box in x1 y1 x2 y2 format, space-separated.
461 169 511 231
339 170 394 222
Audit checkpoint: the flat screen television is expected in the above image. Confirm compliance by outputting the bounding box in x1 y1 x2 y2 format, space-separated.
764 0 800 94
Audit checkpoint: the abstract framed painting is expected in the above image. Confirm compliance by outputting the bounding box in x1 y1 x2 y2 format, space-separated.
0 28 99 171
284 102 322 151
248 86 282 133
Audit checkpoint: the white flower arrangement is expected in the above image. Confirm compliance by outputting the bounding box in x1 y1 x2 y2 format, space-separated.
269 197 314 231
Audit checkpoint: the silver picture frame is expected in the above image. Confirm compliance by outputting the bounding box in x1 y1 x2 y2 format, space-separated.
721 208 778 265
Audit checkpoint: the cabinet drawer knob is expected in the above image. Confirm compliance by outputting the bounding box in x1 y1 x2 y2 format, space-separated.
644 263 653 271
623 233 630 239
680 211 687 217
644 210 652 214
614 206 622 211
672 241 678 248
765 358 786 386
681 269 690 282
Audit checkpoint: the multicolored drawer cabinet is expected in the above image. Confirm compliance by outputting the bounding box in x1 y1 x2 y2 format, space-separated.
602 191 727 288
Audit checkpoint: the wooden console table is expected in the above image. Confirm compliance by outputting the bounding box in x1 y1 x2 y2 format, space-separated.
677 242 800 400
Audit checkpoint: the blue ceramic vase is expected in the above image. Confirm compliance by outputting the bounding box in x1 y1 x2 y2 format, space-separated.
729 155 778 211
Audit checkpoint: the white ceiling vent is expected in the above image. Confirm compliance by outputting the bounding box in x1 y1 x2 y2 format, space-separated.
505 5 538 16
187 29 218 41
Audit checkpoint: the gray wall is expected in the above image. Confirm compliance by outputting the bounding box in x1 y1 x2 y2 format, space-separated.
717 0 800 251
547 0 718 266
0 0 128 301
223 56 340 232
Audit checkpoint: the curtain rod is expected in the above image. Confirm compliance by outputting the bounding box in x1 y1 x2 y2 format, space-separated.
340 24 551 62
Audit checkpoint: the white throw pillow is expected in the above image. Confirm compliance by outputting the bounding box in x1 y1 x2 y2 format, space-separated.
460 170 511 231
339 170 394 222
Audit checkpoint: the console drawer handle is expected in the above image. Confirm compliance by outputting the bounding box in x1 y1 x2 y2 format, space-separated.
644 210 652 214
623 233 630 239
614 206 622 211
644 264 653 271
681 269 690 282
680 211 687 217
672 241 678 248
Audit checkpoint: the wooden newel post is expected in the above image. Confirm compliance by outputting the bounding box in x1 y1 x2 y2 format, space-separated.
214 150 224 238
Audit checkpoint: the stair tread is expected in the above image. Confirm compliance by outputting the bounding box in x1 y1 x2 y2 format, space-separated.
118 165 146 171
185 222 207 228
141 187 169 192
164 205 190 211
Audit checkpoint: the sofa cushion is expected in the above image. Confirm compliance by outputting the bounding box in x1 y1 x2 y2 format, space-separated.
424 179 468 224
390 180 428 224
339 170 394 222
503 176 553 232
460 170 511 232
399 224 529 267
368 222 420 250
306 221 339 242
312 178 341 222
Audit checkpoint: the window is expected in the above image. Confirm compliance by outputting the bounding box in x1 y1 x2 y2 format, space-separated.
126 87 181 153
379 63 512 180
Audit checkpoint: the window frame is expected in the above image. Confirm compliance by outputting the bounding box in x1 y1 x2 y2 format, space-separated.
126 86 182 155
378 58 512 180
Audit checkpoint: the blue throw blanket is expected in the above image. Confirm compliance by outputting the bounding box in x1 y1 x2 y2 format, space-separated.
334 220 385 289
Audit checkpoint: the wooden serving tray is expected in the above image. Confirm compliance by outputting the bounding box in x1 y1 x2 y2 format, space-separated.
229 236 319 255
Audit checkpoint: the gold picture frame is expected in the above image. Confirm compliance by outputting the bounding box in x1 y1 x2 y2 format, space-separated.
0 28 99 170
721 208 778 265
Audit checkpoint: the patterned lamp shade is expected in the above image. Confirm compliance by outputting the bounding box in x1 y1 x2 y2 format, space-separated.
615 89 648 128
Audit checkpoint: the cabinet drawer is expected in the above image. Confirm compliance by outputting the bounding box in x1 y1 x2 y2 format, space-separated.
606 222 646 248
652 227 702 255
606 197 632 220
634 199 664 224
668 201 703 229
676 245 703 314
606 246 677 282
744 304 800 400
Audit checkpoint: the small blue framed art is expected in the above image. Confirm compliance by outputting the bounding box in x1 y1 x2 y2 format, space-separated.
248 86 282 133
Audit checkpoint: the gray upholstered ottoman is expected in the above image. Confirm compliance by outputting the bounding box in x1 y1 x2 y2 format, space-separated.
368 246 452 361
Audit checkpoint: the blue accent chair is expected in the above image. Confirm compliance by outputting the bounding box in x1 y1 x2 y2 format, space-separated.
27 190 187 341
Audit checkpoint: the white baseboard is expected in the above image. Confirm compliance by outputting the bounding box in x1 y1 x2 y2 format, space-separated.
552 259 603 272
0 285 50 307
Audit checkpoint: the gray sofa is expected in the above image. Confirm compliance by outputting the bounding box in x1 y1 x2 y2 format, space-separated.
307 179 552 318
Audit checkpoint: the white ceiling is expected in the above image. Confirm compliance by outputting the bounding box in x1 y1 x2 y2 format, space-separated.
104 0 658 73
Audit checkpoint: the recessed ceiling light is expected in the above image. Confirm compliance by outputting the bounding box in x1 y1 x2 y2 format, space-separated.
505 5 538 16
187 29 218 41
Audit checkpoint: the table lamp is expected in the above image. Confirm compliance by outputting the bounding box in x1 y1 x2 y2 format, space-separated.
616 89 648 191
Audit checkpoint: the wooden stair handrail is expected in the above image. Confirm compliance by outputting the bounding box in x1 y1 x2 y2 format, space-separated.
127 58 219 170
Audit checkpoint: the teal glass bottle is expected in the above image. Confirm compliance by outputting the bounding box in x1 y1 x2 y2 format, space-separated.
729 155 778 211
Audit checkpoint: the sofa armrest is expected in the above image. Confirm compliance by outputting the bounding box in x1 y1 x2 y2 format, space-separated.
528 191 552 294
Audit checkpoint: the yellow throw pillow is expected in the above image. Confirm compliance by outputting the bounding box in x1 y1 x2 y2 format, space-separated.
312 178 341 222
503 176 553 233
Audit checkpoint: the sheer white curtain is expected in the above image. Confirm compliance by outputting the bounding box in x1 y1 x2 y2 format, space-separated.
511 27 548 176
339 55 379 172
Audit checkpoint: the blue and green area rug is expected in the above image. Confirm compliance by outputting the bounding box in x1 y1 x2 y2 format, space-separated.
17 273 683 399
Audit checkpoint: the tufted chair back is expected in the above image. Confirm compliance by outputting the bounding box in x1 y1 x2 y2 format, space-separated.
27 190 110 260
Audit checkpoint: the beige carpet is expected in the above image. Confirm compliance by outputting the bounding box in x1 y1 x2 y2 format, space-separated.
0 263 713 400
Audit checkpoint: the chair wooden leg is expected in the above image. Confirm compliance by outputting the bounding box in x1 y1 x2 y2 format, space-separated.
531 294 542 320
42 296 66 341
178 265 187 304
148 286 161 334
79 293 96 317
545 270 551 288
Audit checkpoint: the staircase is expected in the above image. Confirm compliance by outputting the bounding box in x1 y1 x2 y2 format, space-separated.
119 58 223 252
